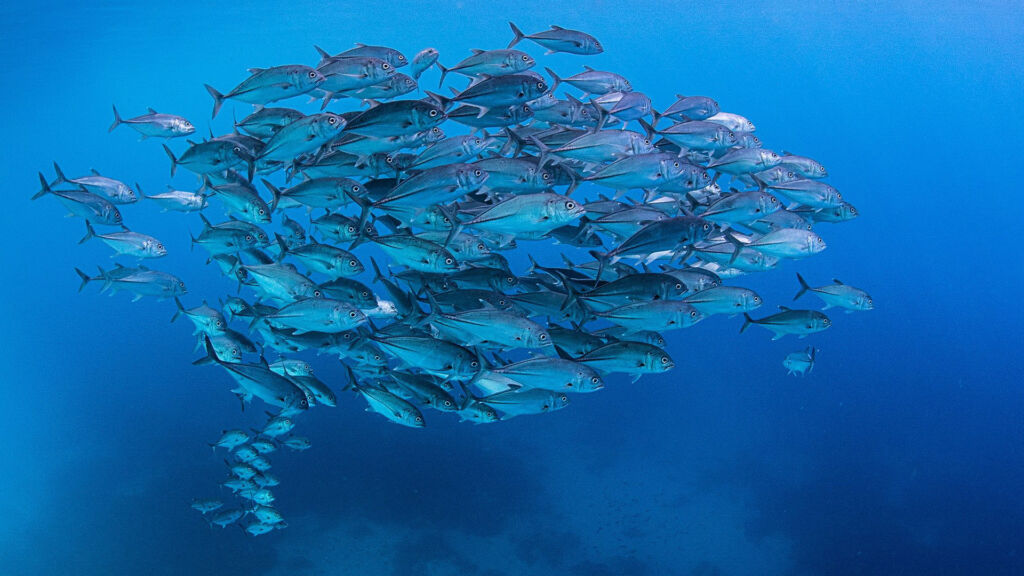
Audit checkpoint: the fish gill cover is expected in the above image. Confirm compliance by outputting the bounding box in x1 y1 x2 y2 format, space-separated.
33 22 871 535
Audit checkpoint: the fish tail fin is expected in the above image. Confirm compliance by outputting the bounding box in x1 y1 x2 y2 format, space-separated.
193 335 222 366
587 249 608 289
424 91 451 110
78 220 96 245
589 97 609 132
650 109 662 129
74 267 92 292
52 161 68 186
724 230 744 264
205 84 225 119
109 104 123 133
436 62 449 89
637 117 656 140
529 135 552 169
171 296 185 323
32 172 52 200
313 45 331 63
740 313 754 334
346 191 373 251
370 257 388 284
544 67 561 94
274 233 290 262
162 144 178 178
794 272 810 301
262 179 282 212
508 21 524 49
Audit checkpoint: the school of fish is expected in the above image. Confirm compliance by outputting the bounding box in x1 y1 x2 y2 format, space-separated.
33 23 873 535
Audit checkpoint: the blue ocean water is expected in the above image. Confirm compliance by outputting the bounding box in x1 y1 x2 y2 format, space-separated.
1 1 1021 574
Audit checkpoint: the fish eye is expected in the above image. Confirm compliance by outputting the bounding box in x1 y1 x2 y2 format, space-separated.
361 291 369 297
398 54 406 61
308 71 317 78
523 105 531 113
328 117 337 124
702 172 709 179
836 192 843 199
477 243 485 250
675 283 683 290
542 172 550 180
591 376 599 383
382 63 391 70
536 82 544 89
233 146 241 153
474 169 482 176
690 310 698 317
565 201 575 209
445 257 454 264
313 290 322 297
673 162 680 168
661 356 669 364
522 55 529 61
702 223 710 230
245 235 253 241
539 333 548 340
770 197 777 203
258 208 265 215
348 310 357 317
347 225 356 233
429 109 438 117
506 277 515 284
350 259 357 266
471 360 479 367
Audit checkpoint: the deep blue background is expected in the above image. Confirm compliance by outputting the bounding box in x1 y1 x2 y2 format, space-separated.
1 2 1021 575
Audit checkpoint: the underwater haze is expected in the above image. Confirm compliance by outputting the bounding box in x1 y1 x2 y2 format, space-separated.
2 1 1023 575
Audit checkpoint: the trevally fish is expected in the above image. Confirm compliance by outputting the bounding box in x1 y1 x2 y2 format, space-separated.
740 306 832 340
784 346 817 376
206 65 325 118
110 105 194 139
794 273 873 311
508 22 603 55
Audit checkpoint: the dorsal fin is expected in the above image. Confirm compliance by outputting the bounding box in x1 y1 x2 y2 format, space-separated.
550 25 564 30
583 65 594 71
248 67 266 74
147 107 158 114
832 278 844 285
90 168 101 176
778 305 791 311
470 49 484 55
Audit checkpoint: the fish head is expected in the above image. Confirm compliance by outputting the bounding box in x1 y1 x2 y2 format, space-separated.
457 165 489 190
422 126 445 144
629 133 657 155
369 57 396 80
758 192 781 215
413 101 446 129
316 113 347 138
294 65 326 90
146 239 168 257
807 232 827 254
509 50 535 71
574 364 604 392
173 118 196 136
760 149 782 167
246 202 271 224
510 104 533 122
648 350 675 372
341 255 364 276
